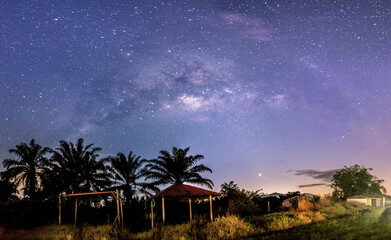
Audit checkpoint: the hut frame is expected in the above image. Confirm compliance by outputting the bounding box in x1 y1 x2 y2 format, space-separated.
147 183 223 228
58 190 123 227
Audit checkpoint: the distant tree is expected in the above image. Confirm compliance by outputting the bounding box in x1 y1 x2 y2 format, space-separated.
331 165 386 200
145 147 213 190
106 151 150 204
220 181 260 215
1 139 51 199
49 138 111 194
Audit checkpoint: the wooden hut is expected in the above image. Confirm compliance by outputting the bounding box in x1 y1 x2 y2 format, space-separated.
147 183 222 227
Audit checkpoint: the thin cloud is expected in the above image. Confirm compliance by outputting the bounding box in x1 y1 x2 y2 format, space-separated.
298 183 329 188
288 169 340 189
289 169 339 181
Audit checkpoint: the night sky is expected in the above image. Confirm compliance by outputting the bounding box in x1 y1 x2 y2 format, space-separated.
1 0 391 195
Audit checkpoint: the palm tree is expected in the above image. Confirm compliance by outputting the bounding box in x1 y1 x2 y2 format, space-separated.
49 138 110 194
145 147 213 190
106 151 150 204
1 139 51 199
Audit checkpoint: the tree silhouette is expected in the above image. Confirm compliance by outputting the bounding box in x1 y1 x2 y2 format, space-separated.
145 147 213 190
49 138 110 194
1 139 51 199
106 151 150 204
0 176 18 203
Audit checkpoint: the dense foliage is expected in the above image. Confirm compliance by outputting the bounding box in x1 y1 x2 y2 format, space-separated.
331 165 386 200
220 181 260 215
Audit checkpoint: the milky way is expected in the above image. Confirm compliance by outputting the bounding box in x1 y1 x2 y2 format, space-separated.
1 0 391 194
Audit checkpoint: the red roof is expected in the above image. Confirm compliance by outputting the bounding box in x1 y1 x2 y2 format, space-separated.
148 183 221 200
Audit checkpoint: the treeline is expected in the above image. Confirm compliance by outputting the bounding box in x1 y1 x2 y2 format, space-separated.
0 138 213 229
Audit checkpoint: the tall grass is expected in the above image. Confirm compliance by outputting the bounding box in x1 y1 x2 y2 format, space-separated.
259 207 391 240
136 215 258 240
203 216 257 240
0 225 132 240
321 202 365 218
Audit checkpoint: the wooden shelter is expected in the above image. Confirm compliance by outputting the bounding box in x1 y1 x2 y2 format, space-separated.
58 190 123 226
147 183 222 228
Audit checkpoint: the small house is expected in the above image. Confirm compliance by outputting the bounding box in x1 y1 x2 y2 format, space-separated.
346 196 382 207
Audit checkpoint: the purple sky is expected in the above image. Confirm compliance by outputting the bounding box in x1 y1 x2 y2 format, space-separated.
1 0 391 195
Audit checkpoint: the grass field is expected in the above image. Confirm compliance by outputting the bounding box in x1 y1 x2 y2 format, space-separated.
254 207 391 240
2 205 391 240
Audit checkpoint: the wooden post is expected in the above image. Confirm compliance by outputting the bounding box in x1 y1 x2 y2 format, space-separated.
268 201 270 213
119 197 124 228
74 198 78 225
58 195 62 225
162 197 165 224
209 195 213 221
116 191 120 225
151 201 154 229
189 198 192 223
383 197 386 207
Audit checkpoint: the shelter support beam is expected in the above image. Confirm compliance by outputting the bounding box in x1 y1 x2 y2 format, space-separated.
74 198 78 225
58 195 62 225
162 197 165 224
189 198 192 222
119 196 124 228
116 191 121 225
151 201 154 229
209 195 213 221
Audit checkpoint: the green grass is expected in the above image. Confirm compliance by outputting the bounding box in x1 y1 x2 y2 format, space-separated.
252 207 391 240
0 216 257 240
0 224 133 240
248 211 326 232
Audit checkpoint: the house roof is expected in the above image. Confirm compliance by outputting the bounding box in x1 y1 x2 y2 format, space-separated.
148 183 221 200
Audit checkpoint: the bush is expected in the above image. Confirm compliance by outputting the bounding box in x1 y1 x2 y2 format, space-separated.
297 199 314 211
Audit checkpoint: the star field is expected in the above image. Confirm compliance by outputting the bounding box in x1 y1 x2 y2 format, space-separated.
1 0 391 194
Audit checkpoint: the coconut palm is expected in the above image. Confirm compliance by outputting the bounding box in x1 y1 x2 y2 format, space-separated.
106 151 150 204
145 147 213 190
1 139 51 199
49 138 110 194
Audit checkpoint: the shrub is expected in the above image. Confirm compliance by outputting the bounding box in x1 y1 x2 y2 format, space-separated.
313 197 333 210
297 199 314 211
